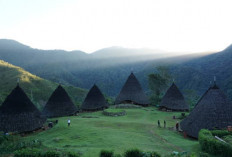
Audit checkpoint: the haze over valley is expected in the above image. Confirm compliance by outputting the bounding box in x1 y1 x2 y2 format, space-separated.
1 39 232 101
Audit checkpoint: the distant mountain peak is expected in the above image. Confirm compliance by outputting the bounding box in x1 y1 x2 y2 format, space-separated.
0 39 31 50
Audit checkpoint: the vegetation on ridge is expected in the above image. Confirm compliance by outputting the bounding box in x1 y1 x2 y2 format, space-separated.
0 60 87 109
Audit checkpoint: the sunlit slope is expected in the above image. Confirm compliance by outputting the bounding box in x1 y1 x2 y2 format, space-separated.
24 108 199 157
0 60 87 109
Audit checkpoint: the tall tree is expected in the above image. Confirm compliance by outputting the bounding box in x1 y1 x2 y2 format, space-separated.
148 66 171 105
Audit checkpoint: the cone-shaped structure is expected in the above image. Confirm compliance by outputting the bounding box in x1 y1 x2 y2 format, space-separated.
180 84 232 138
160 83 189 111
0 85 46 133
42 85 77 118
81 84 108 111
115 73 149 106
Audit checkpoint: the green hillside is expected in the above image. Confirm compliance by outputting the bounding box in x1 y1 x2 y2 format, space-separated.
0 60 87 110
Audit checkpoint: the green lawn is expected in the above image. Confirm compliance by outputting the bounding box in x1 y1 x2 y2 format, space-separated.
24 107 199 157
104 108 125 113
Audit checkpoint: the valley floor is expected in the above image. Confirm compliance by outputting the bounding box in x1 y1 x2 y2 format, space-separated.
24 107 199 157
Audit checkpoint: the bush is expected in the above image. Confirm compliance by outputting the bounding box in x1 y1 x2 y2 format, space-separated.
100 150 114 157
14 148 82 157
124 149 143 157
0 135 41 154
211 130 232 138
14 148 42 157
198 152 209 157
142 151 161 157
0 133 7 144
43 150 60 157
198 129 232 157
66 151 81 157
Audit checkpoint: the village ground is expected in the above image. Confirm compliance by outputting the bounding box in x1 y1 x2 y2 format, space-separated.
24 107 200 157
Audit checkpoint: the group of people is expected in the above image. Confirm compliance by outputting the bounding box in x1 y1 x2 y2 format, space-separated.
157 120 166 128
157 120 179 131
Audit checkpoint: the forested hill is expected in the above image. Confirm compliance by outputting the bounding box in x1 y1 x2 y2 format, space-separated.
1 39 230 99
0 39 188 96
0 60 87 109
171 44 232 99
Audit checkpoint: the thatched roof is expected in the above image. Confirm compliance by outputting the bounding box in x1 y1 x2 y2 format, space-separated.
115 73 149 106
180 84 232 138
160 83 189 111
81 84 108 111
42 85 77 118
0 85 46 133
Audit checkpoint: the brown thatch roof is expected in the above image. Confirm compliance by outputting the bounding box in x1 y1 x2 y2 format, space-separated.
42 85 77 118
0 85 46 133
180 84 232 138
81 84 108 111
115 73 149 106
159 83 189 111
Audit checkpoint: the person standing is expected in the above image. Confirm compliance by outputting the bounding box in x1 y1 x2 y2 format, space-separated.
164 120 166 128
176 121 179 131
158 120 160 127
68 119 71 127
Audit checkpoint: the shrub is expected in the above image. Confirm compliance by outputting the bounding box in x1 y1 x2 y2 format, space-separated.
14 148 42 157
43 150 60 157
0 135 39 154
100 150 114 157
0 133 7 144
198 152 209 157
198 129 232 157
66 151 81 157
142 151 161 157
124 149 143 157
210 130 232 138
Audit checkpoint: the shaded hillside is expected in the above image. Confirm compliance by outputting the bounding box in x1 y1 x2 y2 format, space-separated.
171 45 232 99
0 39 209 96
0 60 87 109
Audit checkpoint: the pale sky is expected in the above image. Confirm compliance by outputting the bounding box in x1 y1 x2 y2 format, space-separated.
1 0 232 53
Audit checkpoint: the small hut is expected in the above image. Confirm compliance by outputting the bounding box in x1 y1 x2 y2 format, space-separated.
159 83 189 111
115 73 149 106
0 85 46 133
81 84 108 111
42 85 77 118
180 84 232 138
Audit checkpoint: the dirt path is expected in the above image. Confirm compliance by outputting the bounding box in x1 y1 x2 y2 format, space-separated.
149 129 184 152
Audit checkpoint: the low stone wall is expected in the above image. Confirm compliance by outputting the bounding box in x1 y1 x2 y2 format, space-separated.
102 110 126 117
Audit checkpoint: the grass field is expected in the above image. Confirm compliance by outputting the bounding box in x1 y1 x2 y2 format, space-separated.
24 107 199 157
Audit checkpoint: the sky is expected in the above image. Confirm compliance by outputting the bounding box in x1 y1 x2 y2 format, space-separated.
1 0 232 53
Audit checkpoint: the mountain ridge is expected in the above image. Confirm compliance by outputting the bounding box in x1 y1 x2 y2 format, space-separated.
1 39 229 99
0 60 87 109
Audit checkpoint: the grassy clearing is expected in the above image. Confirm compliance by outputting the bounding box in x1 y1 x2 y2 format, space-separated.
24 107 199 157
104 108 125 113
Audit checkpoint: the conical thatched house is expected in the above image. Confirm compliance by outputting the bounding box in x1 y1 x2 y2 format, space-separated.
42 85 77 118
180 84 232 138
0 85 46 133
159 83 189 111
115 73 149 106
81 84 108 111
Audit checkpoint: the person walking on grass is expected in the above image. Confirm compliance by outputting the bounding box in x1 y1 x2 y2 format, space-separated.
164 120 166 128
68 119 71 127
